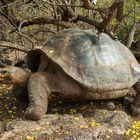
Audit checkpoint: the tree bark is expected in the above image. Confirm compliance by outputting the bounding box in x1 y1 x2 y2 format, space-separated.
0 41 28 53
126 23 138 48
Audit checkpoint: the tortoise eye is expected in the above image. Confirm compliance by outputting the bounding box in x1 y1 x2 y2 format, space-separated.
0 70 8 75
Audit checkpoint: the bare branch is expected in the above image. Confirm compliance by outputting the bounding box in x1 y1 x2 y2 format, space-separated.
0 60 7 67
98 0 124 30
126 23 138 48
116 0 124 22
14 17 76 29
44 1 82 7
0 41 28 53
81 0 102 12
74 15 100 27
0 19 35 48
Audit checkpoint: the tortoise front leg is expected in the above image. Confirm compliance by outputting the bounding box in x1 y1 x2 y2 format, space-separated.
131 80 140 116
25 72 49 120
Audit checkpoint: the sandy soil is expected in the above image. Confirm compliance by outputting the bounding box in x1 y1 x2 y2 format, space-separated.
0 84 140 140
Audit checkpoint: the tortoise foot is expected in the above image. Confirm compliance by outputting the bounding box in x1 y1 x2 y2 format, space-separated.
25 106 46 121
130 104 140 116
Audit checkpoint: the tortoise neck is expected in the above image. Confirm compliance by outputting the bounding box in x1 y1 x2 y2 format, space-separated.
14 69 31 87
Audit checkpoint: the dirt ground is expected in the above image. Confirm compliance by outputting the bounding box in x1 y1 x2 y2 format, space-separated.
0 84 140 140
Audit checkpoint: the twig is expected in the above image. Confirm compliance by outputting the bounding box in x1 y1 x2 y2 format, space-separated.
15 31 35 49
0 41 28 53
0 60 7 67
11 17 76 31
0 19 35 48
44 1 82 7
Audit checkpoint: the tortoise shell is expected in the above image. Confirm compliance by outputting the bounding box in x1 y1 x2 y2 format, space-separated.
27 28 140 92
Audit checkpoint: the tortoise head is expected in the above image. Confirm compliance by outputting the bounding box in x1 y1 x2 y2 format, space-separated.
0 66 30 86
0 66 15 84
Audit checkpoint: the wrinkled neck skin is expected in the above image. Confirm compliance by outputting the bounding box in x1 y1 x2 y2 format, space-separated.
0 66 31 87
13 68 31 87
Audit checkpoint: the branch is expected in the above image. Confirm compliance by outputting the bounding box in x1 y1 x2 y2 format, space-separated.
0 0 20 28
12 17 76 32
0 60 7 67
25 0 33 4
60 0 77 20
74 15 100 27
75 0 124 32
98 0 124 29
81 0 102 12
116 0 124 22
73 15 117 39
45 1 82 7
0 41 28 53
126 23 138 48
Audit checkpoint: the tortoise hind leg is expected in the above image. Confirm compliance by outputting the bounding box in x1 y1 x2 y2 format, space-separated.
25 72 49 120
130 80 140 115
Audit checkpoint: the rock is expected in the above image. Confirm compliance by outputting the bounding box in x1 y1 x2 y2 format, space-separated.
105 102 116 110
0 110 131 140
89 110 130 140
123 88 136 109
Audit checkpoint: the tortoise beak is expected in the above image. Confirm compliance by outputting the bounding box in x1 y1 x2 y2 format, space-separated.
0 68 12 83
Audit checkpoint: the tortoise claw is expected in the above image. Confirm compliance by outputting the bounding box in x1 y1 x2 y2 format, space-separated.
25 105 46 121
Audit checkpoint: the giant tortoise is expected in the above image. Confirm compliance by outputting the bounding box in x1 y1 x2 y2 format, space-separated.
0 28 140 120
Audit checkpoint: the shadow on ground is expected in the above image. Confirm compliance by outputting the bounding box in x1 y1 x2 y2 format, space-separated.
0 84 140 140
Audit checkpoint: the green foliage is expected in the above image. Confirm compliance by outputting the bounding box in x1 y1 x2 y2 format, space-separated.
111 18 117 26
116 0 140 47
124 0 140 23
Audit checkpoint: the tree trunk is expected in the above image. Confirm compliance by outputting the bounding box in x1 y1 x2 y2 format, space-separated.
126 23 137 48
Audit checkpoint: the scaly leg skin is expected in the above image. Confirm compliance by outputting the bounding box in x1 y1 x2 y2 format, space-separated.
131 80 140 116
25 72 49 120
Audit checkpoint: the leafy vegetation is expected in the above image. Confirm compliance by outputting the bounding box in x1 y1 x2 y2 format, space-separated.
0 0 139 53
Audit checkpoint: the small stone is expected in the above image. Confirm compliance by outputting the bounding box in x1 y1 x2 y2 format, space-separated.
106 102 116 110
